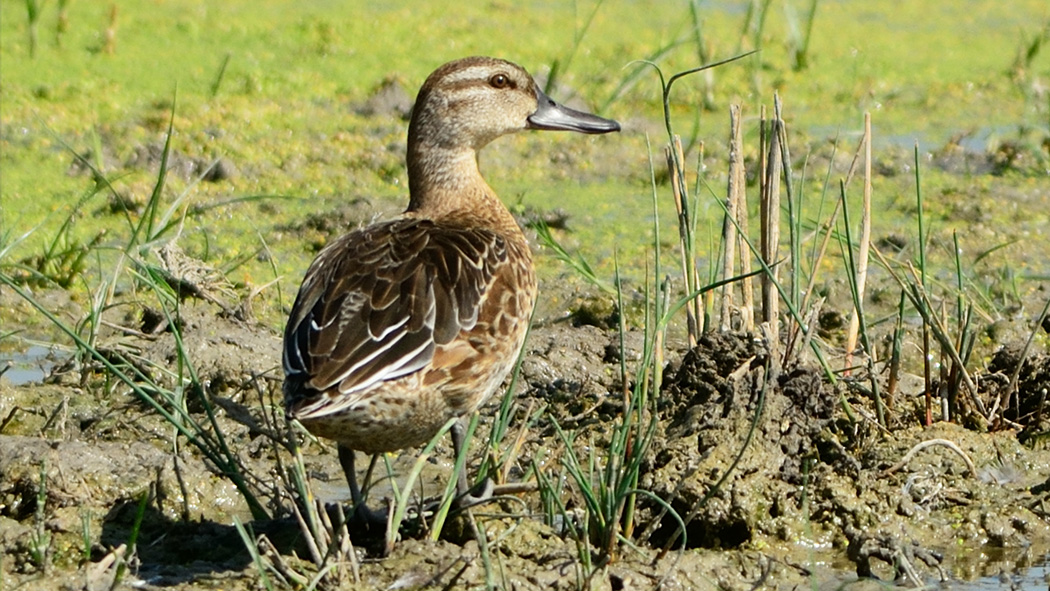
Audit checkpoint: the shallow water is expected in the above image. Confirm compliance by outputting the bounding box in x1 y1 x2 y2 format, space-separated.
955 555 1048 591
0 344 61 386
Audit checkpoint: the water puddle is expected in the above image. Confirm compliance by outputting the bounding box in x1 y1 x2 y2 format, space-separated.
958 551 1049 591
0 344 65 386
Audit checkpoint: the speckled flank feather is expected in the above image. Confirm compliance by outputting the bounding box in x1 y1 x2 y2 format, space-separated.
282 56 618 467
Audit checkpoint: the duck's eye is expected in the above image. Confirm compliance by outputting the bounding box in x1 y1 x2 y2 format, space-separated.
489 74 511 89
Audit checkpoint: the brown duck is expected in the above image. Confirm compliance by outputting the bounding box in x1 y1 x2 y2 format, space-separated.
283 56 619 516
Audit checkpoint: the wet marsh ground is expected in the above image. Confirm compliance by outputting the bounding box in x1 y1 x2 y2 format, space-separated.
3 1 1050 589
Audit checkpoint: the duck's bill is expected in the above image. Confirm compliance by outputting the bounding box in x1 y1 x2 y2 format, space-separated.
527 87 620 134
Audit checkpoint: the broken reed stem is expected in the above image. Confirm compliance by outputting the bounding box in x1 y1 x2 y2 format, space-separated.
695 142 707 335
667 135 700 346
774 95 797 311
886 291 905 412
759 105 768 208
773 95 797 367
940 301 952 422
845 113 872 369
736 136 754 334
839 178 885 427
760 108 781 339
721 106 743 331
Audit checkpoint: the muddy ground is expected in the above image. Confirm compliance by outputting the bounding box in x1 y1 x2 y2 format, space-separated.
2 259 1050 590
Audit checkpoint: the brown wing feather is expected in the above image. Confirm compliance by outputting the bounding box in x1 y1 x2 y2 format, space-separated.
282 218 507 415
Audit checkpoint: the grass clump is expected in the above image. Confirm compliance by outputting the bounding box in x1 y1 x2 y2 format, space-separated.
1 103 279 526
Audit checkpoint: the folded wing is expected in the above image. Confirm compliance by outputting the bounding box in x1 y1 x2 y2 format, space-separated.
282 218 507 416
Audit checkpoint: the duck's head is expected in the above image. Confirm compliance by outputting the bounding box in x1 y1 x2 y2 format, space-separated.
408 56 620 153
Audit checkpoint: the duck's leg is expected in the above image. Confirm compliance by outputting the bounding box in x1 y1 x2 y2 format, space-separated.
450 420 494 508
449 419 539 511
361 453 379 496
337 444 387 526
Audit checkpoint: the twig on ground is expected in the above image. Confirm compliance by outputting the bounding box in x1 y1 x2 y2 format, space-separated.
881 438 978 479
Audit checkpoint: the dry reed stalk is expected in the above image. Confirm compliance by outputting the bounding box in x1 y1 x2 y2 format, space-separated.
773 96 796 301
720 105 744 331
736 129 754 333
886 293 904 412
940 301 954 422
773 96 796 363
695 142 706 335
759 106 768 203
760 110 781 340
845 113 872 370
923 322 933 425
667 135 701 345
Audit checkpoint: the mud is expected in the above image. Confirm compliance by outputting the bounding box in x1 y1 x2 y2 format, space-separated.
2 274 1050 590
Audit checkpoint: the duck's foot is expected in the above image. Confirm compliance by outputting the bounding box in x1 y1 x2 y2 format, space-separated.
453 477 495 510
450 479 539 511
314 498 390 557
336 445 391 539
347 501 390 531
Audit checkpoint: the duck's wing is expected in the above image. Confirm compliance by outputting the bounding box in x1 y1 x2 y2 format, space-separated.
282 218 507 414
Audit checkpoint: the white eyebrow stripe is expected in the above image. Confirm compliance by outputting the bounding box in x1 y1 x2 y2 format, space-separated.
444 66 492 84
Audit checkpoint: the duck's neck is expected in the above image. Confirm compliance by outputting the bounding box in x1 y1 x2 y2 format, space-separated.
406 140 521 234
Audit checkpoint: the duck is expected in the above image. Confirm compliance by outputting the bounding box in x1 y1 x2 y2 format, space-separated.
282 56 620 519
